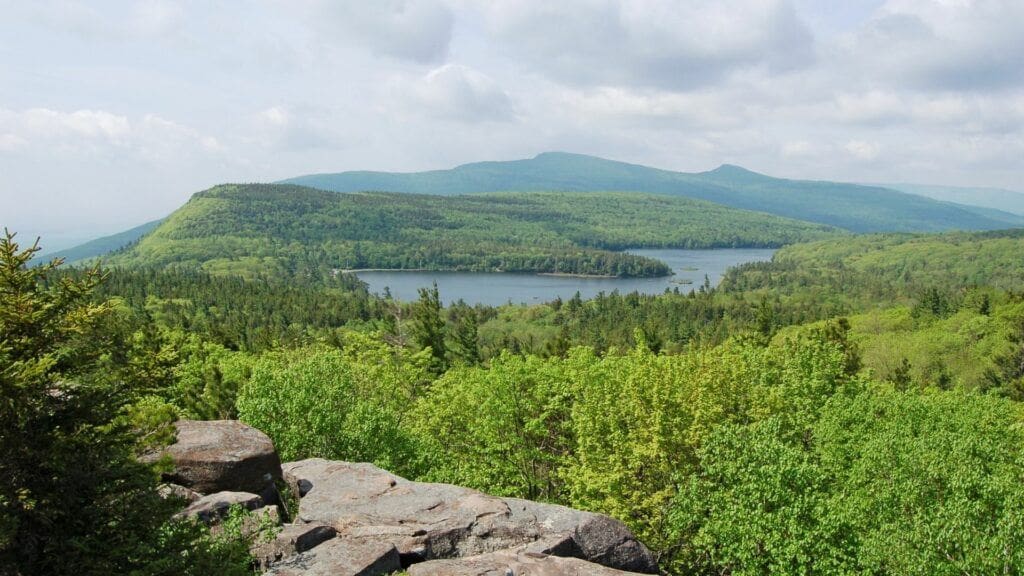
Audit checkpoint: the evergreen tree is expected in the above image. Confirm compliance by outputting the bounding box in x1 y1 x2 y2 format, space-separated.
448 304 480 366
412 282 447 373
983 317 1024 400
0 232 248 575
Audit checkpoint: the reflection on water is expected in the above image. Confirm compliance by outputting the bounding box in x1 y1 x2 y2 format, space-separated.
354 248 775 307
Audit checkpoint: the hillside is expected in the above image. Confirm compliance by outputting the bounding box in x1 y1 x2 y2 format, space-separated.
44 219 163 264
282 151 1014 233
879 182 1024 216
107 183 838 278
722 228 1024 306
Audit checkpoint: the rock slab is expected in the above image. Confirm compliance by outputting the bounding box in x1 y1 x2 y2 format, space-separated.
282 459 657 573
254 522 338 568
265 538 400 576
176 490 264 524
408 548 653 576
161 419 283 496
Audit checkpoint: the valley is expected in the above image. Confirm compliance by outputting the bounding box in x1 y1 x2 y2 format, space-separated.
9 154 1024 576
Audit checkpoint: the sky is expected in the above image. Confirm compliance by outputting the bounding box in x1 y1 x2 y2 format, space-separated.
2 0 1023 249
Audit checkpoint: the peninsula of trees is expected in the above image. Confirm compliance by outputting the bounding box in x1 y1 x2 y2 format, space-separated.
106 184 838 278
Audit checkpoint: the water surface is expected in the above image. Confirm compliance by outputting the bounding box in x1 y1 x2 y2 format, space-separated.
354 248 775 307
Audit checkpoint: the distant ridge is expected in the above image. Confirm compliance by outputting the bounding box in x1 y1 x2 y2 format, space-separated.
283 152 1015 234
46 219 163 265
876 182 1024 218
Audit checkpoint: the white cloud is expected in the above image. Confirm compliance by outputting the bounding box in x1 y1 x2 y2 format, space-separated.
398 64 515 123
845 140 881 161
839 0 1024 91
0 107 220 158
260 107 289 128
308 0 454 63
781 140 815 157
475 0 815 89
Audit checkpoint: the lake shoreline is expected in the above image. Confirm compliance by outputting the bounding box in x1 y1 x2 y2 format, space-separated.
352 248 777 307
342 268 652 279
537 272 618 279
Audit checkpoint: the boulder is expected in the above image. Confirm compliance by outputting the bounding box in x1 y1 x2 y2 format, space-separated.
264 537 401 576
501 498 658 573
282 459 657 573
157 482 202 503
253 522 338 568
175 491 263 524
160 420 282 497
407 547 652 576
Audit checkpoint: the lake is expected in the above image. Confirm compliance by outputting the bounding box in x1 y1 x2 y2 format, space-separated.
354 248 776 307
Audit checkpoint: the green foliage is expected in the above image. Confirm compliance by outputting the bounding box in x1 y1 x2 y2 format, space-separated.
725 229 1024 304
409 352 574 501
446 301 481 366
412 283 447 373
410 332 854 555
668 386 1024 575
235 334 429 475
984 312 1024 400
670 418 847 575
170 336 253 419
565 334 853 549
107 184 838 278
74 266 375 352
0 232 250 575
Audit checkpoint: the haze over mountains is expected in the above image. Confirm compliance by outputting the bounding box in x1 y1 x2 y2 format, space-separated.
50 152 1023 265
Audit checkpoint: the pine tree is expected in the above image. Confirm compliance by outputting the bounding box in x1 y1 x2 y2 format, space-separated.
449 305 480 366
412 282 447 373
0 231 248 575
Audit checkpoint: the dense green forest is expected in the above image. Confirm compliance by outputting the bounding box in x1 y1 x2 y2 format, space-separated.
107 183 837 277
283 151 1014 232
6 222 1024 575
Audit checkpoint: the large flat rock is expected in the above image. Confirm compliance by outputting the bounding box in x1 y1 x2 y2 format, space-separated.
161 420 283 496
407 547 652 576
265 537 400 576
253 522 338 568
282 459 657 573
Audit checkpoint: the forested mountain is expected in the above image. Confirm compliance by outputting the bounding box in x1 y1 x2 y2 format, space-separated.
880 182 1024 216
723 228 1024 301
106 183 837 277
282 151 1013 233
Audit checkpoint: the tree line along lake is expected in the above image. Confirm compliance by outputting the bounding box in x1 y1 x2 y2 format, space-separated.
352 248 776 306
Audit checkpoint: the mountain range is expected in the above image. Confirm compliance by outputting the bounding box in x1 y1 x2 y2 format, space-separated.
283 152 1019 233
50 152 1023 265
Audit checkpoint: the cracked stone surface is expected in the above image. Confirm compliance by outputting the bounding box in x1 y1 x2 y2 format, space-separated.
407 547 653 576
253 522 338 568
281 459 657 573
264 537 400 576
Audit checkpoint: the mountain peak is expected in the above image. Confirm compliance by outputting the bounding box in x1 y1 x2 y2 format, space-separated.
709 163 758 176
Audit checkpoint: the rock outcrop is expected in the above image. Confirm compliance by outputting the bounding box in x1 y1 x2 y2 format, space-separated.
159 420 283 498
177 490 265 523
265 539 401 576
159 420 659 576
280 458 658 574
407 547 652 576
